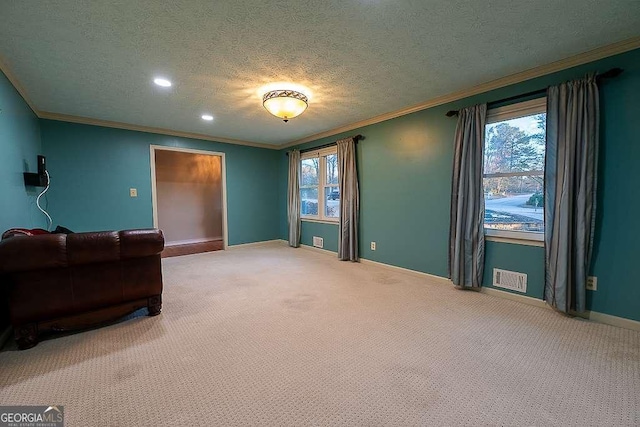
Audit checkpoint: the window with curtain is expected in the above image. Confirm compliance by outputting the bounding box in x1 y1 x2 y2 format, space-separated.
300 147 339 221
484 97 547 241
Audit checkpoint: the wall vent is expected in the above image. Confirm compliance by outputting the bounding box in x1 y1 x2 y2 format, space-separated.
493 268 527 293
312 236 324 248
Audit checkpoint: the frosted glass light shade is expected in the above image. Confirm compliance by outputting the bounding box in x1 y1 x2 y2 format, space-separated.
262 90 308 122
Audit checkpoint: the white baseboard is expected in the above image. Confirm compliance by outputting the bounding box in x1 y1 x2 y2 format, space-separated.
572 309 640 332
480 287 550 310
292 242 640 332
227 239 284 249
0 326 11 350
300 243 339 257
481 287 640 331
359 257 451 284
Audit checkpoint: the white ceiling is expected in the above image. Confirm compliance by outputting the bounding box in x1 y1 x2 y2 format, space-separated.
1 1 639 146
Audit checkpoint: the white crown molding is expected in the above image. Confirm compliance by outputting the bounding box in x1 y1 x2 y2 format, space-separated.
0 54 39 115
0 55 276 150
38 111 276 149
280 36 640 149
2 37 639 150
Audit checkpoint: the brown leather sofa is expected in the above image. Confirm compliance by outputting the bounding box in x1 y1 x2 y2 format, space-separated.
0 229 164 349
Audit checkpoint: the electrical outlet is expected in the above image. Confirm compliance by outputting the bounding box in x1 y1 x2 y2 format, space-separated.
370 242 376 251
129 188 138 198
586 276 597 291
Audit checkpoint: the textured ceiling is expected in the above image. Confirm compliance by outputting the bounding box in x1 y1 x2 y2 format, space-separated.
1 1 639 146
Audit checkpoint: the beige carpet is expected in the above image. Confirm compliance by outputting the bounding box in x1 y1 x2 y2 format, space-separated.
1 242 639 426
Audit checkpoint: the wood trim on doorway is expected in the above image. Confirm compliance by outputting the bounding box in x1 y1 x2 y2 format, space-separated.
161 238 224 258
150 145 229 250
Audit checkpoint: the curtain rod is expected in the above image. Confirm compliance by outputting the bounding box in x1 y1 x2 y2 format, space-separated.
445 67 624 117
285 135 363 156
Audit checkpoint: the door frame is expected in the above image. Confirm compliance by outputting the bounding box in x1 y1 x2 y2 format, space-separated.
150 145 229 250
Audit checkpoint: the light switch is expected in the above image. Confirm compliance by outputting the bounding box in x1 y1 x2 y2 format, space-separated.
130 188 138 197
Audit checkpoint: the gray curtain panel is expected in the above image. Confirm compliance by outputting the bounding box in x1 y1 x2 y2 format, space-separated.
287 149 301 247
337 137 359 261
545 75 599 313
449 104 487 288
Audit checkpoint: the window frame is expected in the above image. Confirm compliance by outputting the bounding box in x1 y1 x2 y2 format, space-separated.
300 146 340 223
484 97 547 243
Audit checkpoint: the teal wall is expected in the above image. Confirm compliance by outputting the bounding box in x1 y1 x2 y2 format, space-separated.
4 46 639 322
483 241 545 299
0 70 43 232
301 221 338 250
40 120 280 245
279 48 640 322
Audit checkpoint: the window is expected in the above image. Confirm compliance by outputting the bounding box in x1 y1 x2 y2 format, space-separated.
484 98 546 241
300 147 339 222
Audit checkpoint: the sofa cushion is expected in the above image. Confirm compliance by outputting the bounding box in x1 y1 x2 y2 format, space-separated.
0 229 165 274
67 231 121 265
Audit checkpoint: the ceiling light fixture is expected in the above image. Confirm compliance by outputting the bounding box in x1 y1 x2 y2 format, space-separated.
262 89 308 122
153 77 172 87
201 114 214 121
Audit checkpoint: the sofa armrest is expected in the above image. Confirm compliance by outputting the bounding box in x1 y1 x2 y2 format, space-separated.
119 229 165 259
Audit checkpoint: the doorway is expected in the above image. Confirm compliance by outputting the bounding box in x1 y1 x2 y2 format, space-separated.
150 146 228 257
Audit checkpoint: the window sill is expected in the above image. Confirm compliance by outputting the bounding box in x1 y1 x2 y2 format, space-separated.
485 235 544 247
301 218 339 225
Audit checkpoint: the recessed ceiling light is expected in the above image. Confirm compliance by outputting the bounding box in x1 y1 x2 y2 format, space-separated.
153 77 172 87
201 114 214 121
